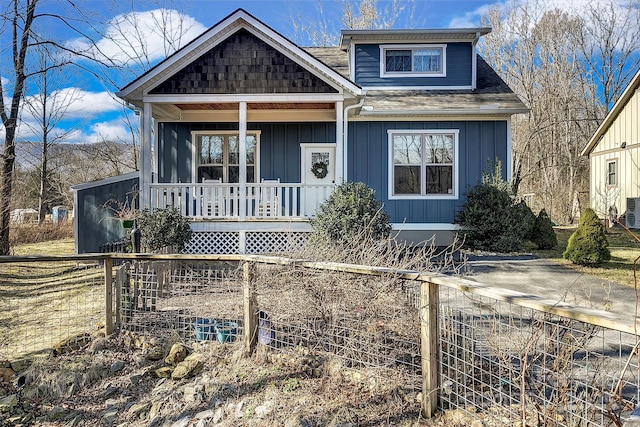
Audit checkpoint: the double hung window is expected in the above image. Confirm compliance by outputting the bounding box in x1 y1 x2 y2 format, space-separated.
195 133 258 183
607 160 617 187
389 130 458 198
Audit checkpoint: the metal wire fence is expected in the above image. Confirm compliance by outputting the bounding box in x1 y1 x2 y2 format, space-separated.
437 283 640 426
0 257 105 360
0 253 639 426
117 259 244 343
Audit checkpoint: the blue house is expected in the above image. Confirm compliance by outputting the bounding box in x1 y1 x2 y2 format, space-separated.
72 9 527 254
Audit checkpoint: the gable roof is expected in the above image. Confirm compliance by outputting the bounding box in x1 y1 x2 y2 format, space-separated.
339 27 491 50
581 67 640 156
117 9 361 103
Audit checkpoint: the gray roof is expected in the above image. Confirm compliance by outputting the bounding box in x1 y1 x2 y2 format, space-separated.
304 47 528 117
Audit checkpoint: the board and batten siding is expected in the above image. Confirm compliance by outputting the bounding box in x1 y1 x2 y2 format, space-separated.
74 175 140 254
347 120 508 224
588 88 640 219
157 122 336 184
353 43 472 87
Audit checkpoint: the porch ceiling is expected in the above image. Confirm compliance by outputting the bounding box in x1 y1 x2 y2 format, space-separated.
174 102 336 111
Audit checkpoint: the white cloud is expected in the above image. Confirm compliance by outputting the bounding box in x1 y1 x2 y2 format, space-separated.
69 8 207 68
447 0 632 28
21 89 122 122
85 119 136 144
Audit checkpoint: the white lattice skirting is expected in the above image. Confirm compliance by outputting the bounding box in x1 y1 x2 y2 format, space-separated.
185 231 309 254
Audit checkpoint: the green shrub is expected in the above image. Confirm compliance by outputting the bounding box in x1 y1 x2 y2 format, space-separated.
531 209 557 250
455 182 530 252
310 182 391 246
514 200 536 241
137 207 192 253
563 208 610 266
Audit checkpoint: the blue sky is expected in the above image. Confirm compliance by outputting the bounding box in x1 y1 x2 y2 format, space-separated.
0 0 622 147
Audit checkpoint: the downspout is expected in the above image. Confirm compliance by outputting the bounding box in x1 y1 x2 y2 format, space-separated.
342 96 366 182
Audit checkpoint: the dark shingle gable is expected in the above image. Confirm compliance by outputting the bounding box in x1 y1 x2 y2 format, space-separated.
149 29 338 95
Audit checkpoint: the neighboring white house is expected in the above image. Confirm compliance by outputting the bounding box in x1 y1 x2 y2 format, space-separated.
582 68 640 227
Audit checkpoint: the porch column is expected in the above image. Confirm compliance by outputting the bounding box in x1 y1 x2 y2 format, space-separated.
239 101 247 219
140 102 153 209
335 101 344 183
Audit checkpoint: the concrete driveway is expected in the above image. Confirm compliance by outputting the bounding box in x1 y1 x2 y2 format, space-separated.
461 254 640 318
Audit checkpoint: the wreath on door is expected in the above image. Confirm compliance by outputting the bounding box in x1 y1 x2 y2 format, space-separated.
311 161 329 179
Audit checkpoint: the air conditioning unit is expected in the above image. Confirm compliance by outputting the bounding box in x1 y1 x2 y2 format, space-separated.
626 198 640 229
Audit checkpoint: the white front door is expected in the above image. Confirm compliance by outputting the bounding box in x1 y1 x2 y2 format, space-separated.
300 143 336 216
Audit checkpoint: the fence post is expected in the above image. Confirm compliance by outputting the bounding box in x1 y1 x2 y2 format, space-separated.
421 280 439 418
104 256 114 335
243 261 258 355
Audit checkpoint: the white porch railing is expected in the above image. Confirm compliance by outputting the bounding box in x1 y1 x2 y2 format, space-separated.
148 182 335 220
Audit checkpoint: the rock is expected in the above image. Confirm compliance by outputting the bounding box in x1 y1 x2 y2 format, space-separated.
128 401 151 418
165 344 189 366
48 406 66 421
171 417 191 427
145 347 165 361
147 415 164 427
155 367 174 378
129 374 142 385
53 333 92 355
0 367 15 383
254 400 274 418
110 360 126 372
102 385 120 400
102 407 118 426
65 414 83 427
212 407 223 423
235 399 245 419
0 394 17 413
171 358 202 380
148 399 163 420
183 385 201 403
10 358 31 372
471 421 484 427
194 409 215 419
88 337 108 353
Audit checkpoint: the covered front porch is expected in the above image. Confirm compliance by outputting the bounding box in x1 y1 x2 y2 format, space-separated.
149 181 335 220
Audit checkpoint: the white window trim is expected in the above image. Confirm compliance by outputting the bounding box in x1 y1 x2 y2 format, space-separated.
388 129 459 200
380 44 447 78
606 159 617 187
191 130 261 184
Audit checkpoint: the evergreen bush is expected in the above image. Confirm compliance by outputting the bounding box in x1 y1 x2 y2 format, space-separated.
563 208 610 266
310 181 391 246
455 183 529 252
531 209 557 250
137 207 192 253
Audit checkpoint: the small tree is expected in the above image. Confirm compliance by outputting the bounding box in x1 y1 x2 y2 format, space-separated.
137 207 192 253
455 182 530 252
310 182 391 246
531 209 557 249
563 208 610 266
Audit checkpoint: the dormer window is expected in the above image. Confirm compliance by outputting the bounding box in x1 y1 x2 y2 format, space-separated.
381 44 446 77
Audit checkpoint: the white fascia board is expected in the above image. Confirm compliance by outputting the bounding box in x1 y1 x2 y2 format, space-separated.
143 93 348 103
357 108 530 117
581 68 640 157
70 171 140 192
120 10 361 100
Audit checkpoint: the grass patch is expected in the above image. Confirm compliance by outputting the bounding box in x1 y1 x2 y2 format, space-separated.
533 226 640 287
12 237 75 256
